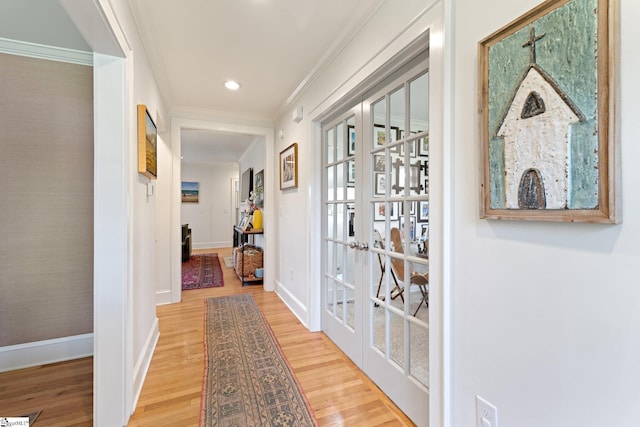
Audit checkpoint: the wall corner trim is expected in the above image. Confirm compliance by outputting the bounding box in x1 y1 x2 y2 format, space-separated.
274 280 311 330
131 317 159 414
0 333 94 373
0 37 93 65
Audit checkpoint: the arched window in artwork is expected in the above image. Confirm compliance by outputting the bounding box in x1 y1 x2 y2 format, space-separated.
521 91 546 119
518 168 546 209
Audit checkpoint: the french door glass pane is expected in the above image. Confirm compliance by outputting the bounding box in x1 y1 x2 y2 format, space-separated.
347 116 356 158
372 98 386 148
390 146 405 197
389 310 405 368
327 204 334 239
336 122 345 162
373 303 386 354
327 127 335 164
390 87 405 140
327 165 335 201
336 204 345 241
337 163 345 201
336 240 344 277
346 286 355 329
410 72 429 134
335 282 344 321
326 278 335 312
410 321 429 387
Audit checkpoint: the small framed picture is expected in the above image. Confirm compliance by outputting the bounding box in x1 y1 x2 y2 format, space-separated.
347 160 355 183
348 125 356 156
374 125 386 146
420 224 429 240
408 139 416 158
418 137 429 157
374 202 386 221
418 201 429 222
374 172 386 196
279 143 298 190
400 216 416 240
373 154 385 172
374 201 398 220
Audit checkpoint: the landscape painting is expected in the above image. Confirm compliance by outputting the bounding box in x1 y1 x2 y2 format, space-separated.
181 181 199 203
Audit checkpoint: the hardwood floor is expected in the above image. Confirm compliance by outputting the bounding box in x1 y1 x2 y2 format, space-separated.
0 247 414 426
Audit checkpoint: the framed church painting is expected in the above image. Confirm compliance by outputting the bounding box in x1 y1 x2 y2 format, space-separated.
478 0 619 223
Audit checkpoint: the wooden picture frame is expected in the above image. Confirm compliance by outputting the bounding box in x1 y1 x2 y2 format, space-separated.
137 104 157 179
478 0 619 223
279 142 298 190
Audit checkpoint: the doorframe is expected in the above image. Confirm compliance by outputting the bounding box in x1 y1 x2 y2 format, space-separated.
60 0 133 425
170 118 277 298
307 2 452 425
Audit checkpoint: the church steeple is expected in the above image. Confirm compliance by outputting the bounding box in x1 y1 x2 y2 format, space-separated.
522 27 546 64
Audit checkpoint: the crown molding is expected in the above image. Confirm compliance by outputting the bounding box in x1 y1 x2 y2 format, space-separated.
273 0 387 120
0 37 92 65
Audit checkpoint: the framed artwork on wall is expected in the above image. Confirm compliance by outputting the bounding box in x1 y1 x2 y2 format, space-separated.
254 169 264 208
280 143 298 190
137 104 157 179
348 125 356 156
478 0 619 223
181 181 199 203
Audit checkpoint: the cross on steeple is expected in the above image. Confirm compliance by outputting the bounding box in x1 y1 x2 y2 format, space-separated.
522 27 546 64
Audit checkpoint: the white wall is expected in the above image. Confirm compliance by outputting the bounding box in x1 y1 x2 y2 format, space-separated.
108 0 166 413
181 162 239 248
83 0 167 419
451 0 640 426
274 0 640 425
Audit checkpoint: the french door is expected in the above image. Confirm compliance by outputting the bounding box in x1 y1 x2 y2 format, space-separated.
321 55 430 425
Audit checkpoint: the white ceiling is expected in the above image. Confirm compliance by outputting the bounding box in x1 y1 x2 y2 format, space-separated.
128 0 385 164
0 0 385 164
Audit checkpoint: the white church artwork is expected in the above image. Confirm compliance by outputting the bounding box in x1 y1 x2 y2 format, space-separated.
478 0 619 223
498 28 586 210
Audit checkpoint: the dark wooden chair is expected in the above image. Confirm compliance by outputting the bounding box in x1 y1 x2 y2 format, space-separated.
182 224 192 262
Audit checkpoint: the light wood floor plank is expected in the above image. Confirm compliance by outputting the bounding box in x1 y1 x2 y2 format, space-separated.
0 247 414 426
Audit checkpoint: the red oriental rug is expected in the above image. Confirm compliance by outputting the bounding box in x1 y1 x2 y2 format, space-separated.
182 253 224 290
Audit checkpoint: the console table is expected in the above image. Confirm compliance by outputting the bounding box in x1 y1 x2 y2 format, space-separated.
233 226 263 286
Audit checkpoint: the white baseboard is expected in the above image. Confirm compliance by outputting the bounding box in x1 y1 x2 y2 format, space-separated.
192 241 232 249
274 280 309 329
0 333 93 373
131 317 159 413
156 289 173 305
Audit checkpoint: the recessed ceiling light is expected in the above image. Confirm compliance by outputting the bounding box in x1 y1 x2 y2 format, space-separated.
224 80 240 90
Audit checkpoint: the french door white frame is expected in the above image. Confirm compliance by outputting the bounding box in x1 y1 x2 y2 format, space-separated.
309 2 451 425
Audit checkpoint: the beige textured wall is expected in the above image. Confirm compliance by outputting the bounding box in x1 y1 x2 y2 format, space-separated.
0 53 93 346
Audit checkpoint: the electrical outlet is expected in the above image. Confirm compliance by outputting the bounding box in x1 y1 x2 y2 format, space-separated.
476 395 498 427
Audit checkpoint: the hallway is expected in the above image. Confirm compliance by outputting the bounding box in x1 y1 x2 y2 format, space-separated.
0 248 413 426
131 247 415 426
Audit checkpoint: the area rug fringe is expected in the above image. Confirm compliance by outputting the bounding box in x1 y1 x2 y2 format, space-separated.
200 294 318 426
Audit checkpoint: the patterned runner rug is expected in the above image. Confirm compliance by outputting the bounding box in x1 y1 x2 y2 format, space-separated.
182 254 224 290
201 294 317 426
